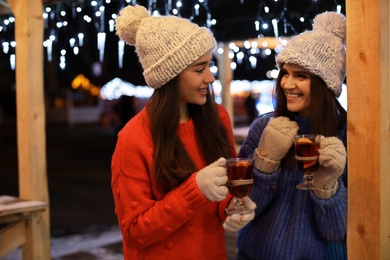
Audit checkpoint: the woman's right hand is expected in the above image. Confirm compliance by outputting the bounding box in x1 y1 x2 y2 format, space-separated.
253 117 298 173
196 157 228 201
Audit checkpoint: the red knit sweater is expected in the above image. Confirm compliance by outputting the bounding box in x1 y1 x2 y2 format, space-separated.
111 104 237 259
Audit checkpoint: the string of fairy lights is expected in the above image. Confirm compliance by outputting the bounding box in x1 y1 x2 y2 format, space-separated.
0 0 344 78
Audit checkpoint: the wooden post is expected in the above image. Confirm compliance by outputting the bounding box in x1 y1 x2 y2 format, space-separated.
216 43 234 125
346 0 390 258
7 0 50 259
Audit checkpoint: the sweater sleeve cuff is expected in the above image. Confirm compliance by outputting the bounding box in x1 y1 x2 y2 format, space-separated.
253 148 280 174
313 181 339 199
180 174 210 208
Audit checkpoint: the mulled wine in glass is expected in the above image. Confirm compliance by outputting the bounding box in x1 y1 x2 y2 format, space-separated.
293 134 320 190
226 158 254 215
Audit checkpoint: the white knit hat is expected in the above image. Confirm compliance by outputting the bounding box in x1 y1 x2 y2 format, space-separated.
115 5 216 89
276 12 346 97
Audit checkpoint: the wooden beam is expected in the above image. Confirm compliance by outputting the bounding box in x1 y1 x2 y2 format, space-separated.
378 1 390 258
0 221 26 258
0 195 47 218
215 43 234 125
7 0 51 259
346 0 390 258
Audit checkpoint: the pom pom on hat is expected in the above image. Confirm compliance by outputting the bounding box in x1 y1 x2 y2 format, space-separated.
276 11 346 97
115 5 150 45
115 5 216 89
312 11 346 44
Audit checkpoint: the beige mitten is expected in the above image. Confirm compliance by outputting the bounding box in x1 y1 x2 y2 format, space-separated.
196 157 228 201
313 136 347 199
253 117 298 173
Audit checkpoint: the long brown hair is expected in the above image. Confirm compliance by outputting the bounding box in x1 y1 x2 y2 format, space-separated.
273 65 347 168
147 76 234 192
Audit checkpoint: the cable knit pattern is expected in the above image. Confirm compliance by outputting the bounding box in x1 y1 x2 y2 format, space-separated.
276 12 346 97
236 112 348 260
115 5 216 89
111 104 237 259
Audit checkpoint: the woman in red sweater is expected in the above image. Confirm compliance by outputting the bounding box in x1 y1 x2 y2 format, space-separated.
112 5 256 259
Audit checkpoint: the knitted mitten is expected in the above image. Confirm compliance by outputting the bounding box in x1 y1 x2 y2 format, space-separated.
253 117 298 173
313 136 347 199
196 157 228 201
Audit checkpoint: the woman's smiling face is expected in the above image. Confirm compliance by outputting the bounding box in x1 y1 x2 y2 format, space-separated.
280 63 312 117
177 50 215 107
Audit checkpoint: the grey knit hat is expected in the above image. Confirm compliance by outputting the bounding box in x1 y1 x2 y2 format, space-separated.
276 11 346 97
115 5 216 89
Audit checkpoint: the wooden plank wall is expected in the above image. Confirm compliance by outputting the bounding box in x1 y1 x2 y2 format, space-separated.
346 0 390 259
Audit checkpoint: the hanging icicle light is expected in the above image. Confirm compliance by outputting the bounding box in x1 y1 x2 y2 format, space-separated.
43 39 53 62
228 50 235 59
97 32 106 63
249 56 257 69
194 4 200 16
176 0 183 17
250 48 258 55
73 46 79 55
236 52 244 65
217 47 224 55
83 15 92 23
109 19 115 32
272 19 279 42
244 41 251 49
10 54 15 71
43 13 49 28
148 0 157 12
99 5 105 31
69 38 76 48
2 42 9 54
255 21 260 31
60 49 66 70
165 0 172 15
118 39 125 69
230 62 237 71
78 33 84 47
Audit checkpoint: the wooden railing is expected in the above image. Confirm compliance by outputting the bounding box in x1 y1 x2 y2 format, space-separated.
0 196 48 258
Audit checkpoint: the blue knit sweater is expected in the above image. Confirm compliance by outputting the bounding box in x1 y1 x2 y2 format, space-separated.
236 112 347 260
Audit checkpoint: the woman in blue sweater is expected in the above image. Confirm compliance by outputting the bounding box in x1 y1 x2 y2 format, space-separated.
235 12 348 259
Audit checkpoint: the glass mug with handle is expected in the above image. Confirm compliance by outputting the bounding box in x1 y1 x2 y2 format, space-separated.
225 158 254 215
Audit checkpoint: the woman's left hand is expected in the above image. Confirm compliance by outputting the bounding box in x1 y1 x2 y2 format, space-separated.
223 197 256 232
313 136 347 199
